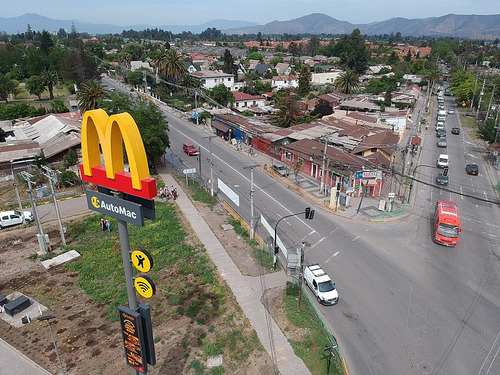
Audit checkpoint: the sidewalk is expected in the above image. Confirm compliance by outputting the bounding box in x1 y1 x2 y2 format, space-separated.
0 338 51 375
158 168 311 375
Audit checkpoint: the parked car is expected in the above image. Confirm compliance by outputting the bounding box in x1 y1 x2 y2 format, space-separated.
182 142 199 156
436 128 447 138
437 154 449 168
451 127 460 135
436 121 445 130
448 109 455 114
272 164 289 177
436 171 449 186
0 210 33 229
437 137 447 147
465 163 479 175
304 264 338 305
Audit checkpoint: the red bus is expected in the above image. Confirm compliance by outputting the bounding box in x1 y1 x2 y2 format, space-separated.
434 200 461 246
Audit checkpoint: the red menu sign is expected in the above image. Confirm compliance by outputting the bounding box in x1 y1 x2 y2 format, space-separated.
118 305 147 374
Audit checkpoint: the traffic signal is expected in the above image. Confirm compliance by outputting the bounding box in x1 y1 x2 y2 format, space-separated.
309 209 315 220
443 167 449 177
274 245 279 255
305 207 311 219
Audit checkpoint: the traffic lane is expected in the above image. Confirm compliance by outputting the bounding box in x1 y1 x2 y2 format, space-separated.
34 195 90 223
319 217 500 375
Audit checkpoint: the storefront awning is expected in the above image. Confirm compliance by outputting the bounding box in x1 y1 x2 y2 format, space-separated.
212 122 231 133
362 179 378 186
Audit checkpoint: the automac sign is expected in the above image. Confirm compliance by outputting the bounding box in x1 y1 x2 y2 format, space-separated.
79 109 156 199
87 190 144 226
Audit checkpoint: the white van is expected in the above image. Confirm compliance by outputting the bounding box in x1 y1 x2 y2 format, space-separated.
437 154 449 168
0 210 33 229
304 264 338 305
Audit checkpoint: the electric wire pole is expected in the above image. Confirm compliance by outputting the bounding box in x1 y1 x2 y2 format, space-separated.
41 166 66 246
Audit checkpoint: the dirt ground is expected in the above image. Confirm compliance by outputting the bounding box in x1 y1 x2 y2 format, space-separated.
0 196 289 375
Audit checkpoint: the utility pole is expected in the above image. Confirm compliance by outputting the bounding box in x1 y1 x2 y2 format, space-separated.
203 135 217 196
198 147 202 185
194 90 199 126
11 169 25 225
485 84 496 122
41 166 66 246
297 241 306 311
243 164 259 240
477 78 486 119
19 171 47 254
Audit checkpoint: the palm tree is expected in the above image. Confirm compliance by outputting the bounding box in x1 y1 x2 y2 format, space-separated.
76 79 110 114
271 88 301 128
177 73 201 96
158 49 187 83
151 47 169 83
41 67 59 100
334 70 360 94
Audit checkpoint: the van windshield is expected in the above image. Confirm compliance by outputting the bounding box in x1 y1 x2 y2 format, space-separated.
318 280 335 293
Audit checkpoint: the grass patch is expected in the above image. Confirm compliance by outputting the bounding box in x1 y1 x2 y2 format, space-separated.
64 202 221 321
460 112 478 129
181 177 217 208
283 282 343 375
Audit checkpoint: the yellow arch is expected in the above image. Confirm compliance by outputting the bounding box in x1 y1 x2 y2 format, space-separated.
81 109 149 190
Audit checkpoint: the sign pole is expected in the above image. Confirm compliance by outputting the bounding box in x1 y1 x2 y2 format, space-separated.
117 217 140 375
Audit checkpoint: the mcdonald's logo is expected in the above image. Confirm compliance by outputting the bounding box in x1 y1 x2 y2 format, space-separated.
79 109 157 199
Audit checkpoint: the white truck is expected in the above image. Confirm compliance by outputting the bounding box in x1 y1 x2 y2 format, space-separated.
304 264 338 305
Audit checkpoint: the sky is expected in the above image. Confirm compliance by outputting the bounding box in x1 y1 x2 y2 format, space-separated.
2 0 499 26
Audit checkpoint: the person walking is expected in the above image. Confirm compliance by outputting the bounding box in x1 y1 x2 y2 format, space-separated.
173 188 178 200
159 187 164 199
106 220 111 233
100 218 105 231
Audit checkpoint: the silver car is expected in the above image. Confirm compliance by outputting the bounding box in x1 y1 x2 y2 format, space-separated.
437 137 447 147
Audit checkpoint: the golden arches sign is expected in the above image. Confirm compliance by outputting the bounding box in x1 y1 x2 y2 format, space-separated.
79 109 156 199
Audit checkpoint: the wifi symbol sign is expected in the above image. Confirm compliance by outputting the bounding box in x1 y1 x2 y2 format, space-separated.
134 275 156 298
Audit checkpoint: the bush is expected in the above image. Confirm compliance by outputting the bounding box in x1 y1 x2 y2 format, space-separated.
59 169 78 187
285 281 299 296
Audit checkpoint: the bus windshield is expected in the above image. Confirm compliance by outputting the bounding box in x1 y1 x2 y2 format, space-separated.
437 223 459 238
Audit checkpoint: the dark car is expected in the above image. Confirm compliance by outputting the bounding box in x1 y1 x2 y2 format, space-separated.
272 164 289 177
451 127 460 135
436 128 446 138
182 142 199 156
465 163 479 175
436 172 449 186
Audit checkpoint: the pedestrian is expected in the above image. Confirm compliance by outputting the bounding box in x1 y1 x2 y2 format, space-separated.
100 218 105 231
106 220 111 233
173 188 178 200
159 187 164 199
171 185 175 196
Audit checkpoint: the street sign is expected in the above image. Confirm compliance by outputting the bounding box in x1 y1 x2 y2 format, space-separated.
346 187 354 194
134 275 156 299
118 305 148 374
183 168 196 174
131 249 154 273
86 190 144 226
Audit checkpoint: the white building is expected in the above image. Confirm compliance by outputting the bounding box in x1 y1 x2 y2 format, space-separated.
271 75 299 91
190 70 235 91
311 70 343 85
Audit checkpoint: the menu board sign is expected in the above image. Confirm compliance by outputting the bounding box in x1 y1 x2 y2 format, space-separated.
118 305 147 374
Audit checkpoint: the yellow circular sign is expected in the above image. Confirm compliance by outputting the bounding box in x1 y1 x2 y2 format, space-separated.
91 196 100 208
131 249 153 273
134 275 156 298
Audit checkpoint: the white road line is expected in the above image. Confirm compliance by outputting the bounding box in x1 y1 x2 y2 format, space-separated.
310 236 326 250
352 235 359 242
325 251 340 263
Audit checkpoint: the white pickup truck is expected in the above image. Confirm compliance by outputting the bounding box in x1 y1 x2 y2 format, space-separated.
304 264 338 305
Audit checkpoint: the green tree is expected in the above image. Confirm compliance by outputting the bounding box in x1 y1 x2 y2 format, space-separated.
50 99 68 113
76 79 110 114
157 49 187 83
222 49 236 75
479 118 497 143
61 46 100 86
333 28 369 75
271 88 300 128
41 67 59 100
297 65 312 97
63 148 78 169
307 35 320 56
384 91 392 107
177 73 201 96
37 30 54 56
26 75 46 99
334 70 360 94
247 52 264 63
127 70 145 87
0 73 16 102
209 84 233 107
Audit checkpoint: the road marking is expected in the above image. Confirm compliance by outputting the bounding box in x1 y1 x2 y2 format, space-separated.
352 235 359 242
310 236 326 250
325 251 340 263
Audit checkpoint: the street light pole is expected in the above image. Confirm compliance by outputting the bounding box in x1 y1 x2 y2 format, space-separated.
319 136 329 194
38 315 64 375
243 164 259 240
41 166 66 246
19 172 47 254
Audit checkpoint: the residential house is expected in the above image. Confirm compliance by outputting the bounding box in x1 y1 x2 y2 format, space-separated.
316 92 352 110
130 61 152 72
190 70 235 91
232 92 266 110
253 64 272 76
311 70 343 85
183 61 201 73
274 62 291 76
271 75 299 91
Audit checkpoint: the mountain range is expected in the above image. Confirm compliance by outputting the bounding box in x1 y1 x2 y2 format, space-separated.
0 13 499 39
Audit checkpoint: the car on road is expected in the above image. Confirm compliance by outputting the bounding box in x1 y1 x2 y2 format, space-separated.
436 171 449 186
0 210 33 229
465 163 479 175
437 154 449 168
451 127 460 135
437 137 447 147
272 164 289 177
448 109 455 114
436 128 446 138
182 142 199 156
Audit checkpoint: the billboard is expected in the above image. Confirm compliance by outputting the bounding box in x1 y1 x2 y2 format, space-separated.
118 305 148 374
